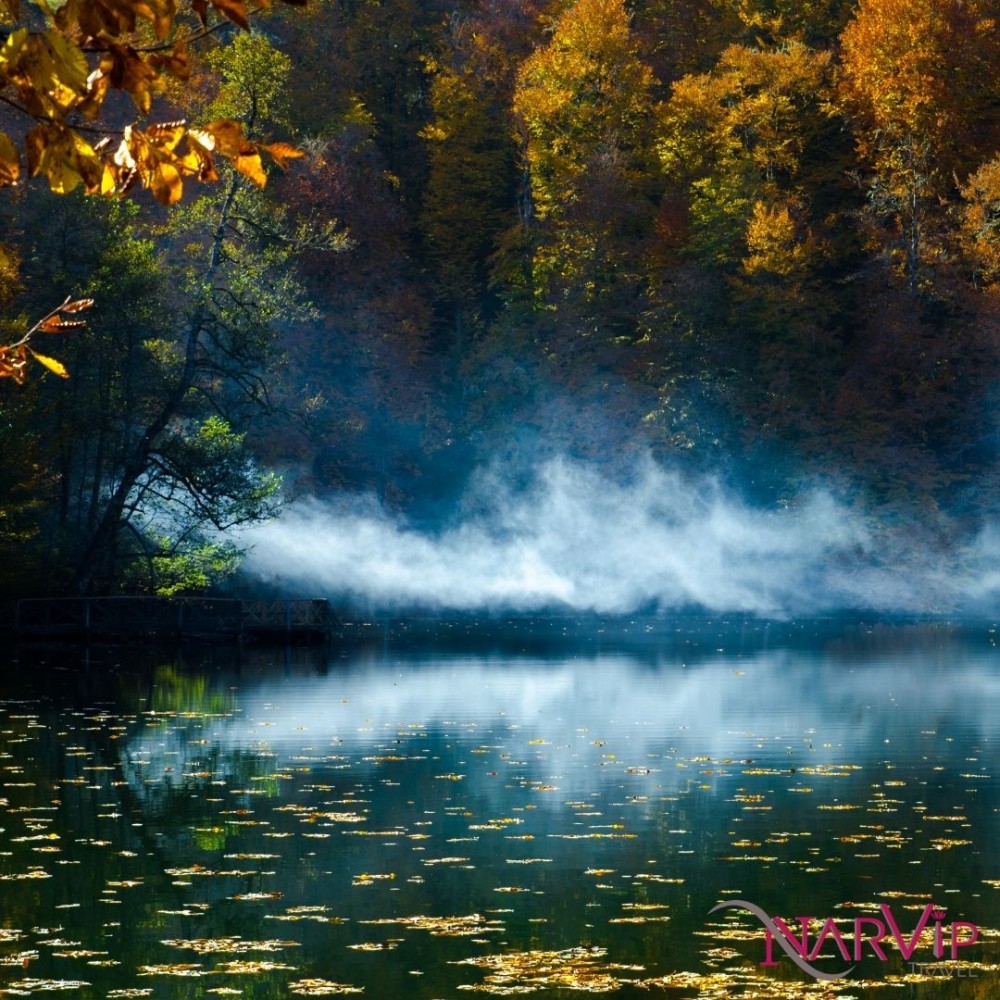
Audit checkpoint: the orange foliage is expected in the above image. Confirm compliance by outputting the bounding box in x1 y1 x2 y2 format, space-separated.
0 0 305 204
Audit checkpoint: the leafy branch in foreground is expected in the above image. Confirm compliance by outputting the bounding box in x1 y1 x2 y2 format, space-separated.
0 0 304 203
0 295 92 382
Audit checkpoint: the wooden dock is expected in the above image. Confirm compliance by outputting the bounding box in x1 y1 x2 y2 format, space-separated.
6 596 338 641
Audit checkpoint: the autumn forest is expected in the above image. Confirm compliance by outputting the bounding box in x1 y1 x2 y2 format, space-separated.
1 0 998 603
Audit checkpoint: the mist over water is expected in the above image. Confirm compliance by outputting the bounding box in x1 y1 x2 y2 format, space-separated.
244 457 998 616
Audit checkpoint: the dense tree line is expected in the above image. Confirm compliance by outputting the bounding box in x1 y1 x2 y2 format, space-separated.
1 0 998 596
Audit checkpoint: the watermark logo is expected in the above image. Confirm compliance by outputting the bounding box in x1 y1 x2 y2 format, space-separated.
709 899 980 981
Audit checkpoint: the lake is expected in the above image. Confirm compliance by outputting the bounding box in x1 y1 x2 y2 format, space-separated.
0 617 997 998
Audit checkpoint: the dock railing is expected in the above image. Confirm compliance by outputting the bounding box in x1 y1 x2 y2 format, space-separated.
10 596 336 640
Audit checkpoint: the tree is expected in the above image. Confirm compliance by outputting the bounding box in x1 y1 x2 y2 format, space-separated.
649 40 853 459
512 0 659 327
957 154 1000 290
419 53 516 353
48 32 347 594
514 0 656 223
657 40 834 268
0 0 310 387
838 0 1000 291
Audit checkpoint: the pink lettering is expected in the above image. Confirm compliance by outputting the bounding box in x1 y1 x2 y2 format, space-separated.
853 917 888 960
880 903 934 960
771 916 815 959
809 918 852 962
951 922 979 959
760 930 778 967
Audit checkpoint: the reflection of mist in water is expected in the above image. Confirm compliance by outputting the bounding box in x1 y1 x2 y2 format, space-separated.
244 457 1000 615
124 635 1000 801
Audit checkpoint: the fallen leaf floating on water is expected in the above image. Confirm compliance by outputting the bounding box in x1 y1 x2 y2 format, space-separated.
161 937 299 953
452 946 627 993
632 969 863 994
288 980 364 996
549 832 637 840
138 964 207 976
4 980 91 992
0 951 39 966
357 914 504 937
608 916 671 924
163 866 266 877
213 960 297 973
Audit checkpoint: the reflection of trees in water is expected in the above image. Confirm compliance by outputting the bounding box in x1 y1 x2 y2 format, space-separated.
146 665 237 717
0 629 998 994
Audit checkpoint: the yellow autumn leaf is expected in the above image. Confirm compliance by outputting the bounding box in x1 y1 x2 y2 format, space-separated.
0 26 27 66
261 141 303 169
146 122 187 152
233 151 266 187
148 159 183 205
0 131 19 185
202 119 250 157
42 155 83 194
29 350 69 378
42 29 88 94
59 297 94 314
38 315 85 332
210 0 250 30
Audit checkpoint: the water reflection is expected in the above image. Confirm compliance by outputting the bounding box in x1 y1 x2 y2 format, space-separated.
0 619 996 998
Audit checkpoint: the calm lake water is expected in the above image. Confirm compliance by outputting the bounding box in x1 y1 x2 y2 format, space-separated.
0 617 998 998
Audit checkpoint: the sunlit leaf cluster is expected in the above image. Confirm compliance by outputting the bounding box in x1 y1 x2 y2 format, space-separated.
0 295 91 382
0 0 305 203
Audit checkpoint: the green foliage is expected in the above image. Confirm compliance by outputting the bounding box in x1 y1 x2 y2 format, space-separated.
0 25 340 596
419 57 516 346
123 537 243 596
205 31 295 137
144 416 281 529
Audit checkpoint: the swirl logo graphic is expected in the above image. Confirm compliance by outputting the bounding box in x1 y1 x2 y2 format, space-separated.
709 900 854 981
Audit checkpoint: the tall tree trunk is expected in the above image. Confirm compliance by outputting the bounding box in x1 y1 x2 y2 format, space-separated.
74 173 242 594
